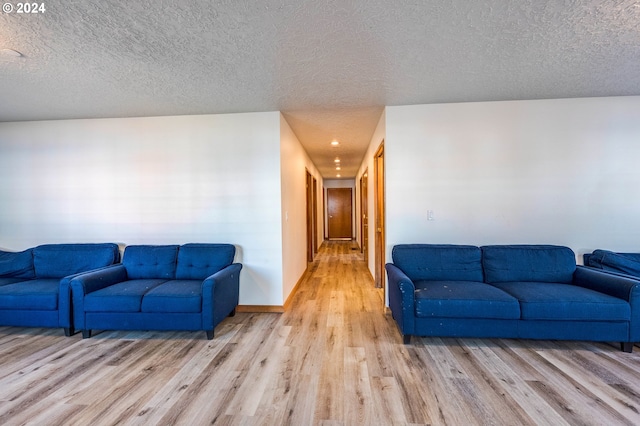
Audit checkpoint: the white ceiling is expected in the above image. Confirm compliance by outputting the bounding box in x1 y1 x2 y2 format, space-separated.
1 1 639 178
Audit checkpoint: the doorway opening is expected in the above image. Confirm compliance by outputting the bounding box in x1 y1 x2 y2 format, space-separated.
306 170 317 263
360 170 369 264
374 142 385 291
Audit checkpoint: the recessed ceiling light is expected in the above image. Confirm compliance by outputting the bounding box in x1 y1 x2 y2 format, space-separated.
336 166 341 170
334 158 340 163
331 140 340 146
336 174 341 177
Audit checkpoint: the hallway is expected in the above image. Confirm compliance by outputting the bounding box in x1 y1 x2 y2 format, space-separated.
0 241 639 424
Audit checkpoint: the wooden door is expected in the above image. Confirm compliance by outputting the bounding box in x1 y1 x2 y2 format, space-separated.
374 142 385 289
327 188 352 239
306 170 314 262
360 170 369 263
312 177 318 253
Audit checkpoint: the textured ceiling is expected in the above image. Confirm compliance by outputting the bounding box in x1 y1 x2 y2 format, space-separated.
1 0 639 178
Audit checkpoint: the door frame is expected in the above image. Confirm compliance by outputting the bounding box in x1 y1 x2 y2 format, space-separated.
312 176 318 253
360 169 369 264
374 142 385 290
305 170 314 262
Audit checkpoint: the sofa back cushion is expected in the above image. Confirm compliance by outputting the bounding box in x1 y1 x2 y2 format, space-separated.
391 244 483 282
123 245 179 279
33 243 120 278
0 248 35 279
482 245 576 284
587 250 640 277
176 243 236 280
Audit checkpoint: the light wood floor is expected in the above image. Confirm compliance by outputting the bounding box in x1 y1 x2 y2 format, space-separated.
1 241 640 425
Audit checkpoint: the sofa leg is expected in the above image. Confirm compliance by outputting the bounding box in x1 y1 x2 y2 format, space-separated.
403 334 411 344
621 342 633 353
82 330 92 339
206 330 214 340
228 308 236 317
64 327 74 337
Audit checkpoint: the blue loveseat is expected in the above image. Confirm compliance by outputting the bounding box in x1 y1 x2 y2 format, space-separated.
386 244 640 352
70 243 242 339
0 243 120 335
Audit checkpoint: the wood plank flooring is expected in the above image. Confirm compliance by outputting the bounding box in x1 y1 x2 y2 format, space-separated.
1 241 640 425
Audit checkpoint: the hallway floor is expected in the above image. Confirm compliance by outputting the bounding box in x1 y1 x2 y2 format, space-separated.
0 241 639 424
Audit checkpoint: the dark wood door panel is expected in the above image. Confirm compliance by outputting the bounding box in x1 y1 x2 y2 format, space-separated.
327 188 352 239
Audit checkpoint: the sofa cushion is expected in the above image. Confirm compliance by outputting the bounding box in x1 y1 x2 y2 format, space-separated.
587 250 640 277
413 280 521 319
0 249 35 279
482 245 576 284
141 280 202 313
491 281 631 321
0 279 59 310
391 245 483 282
33 244 120 278
123 245 179 279
175 244 235 280
83 279 167 312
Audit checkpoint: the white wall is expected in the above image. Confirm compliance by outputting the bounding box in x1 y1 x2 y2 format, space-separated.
385 96 640 263
280 114 323 304
356 110 386 276
0 112 284 305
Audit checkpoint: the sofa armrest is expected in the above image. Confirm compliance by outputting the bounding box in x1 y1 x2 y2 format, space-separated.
573 266 640 301
71 264 128 295
70 264 128 330
574 265 640 342
58 264 125 329
386 263 416 337
201 263 243 332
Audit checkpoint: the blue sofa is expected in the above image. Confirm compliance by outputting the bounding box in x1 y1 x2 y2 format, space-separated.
584 250 640 278
386 244 640 352
0 243 120 335
70 243 242 339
